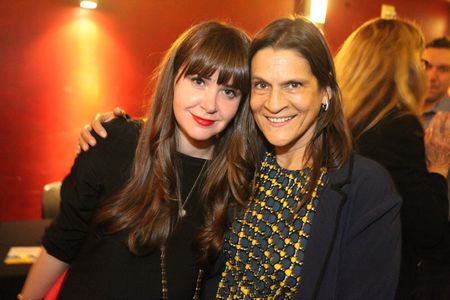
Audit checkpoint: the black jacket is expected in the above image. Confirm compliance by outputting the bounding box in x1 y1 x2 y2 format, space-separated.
355 109 449 298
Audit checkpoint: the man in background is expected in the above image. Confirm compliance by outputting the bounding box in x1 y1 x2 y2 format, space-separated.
422 36 450 219
420 36 450 299
422 37 450 126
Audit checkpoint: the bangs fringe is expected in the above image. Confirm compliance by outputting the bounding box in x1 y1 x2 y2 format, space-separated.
178 34 249 94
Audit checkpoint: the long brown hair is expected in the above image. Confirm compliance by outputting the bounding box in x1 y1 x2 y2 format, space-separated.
246 16 352 206
95 21 258 262
335 18 426 138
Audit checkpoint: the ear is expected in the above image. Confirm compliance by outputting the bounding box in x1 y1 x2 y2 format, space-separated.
321 86 332 106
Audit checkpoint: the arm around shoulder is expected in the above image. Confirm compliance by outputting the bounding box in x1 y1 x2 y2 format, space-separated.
44 116 140 261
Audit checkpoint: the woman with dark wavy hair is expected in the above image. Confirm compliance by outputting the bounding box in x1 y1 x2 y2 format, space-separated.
207 16 401 299
20 20 257 299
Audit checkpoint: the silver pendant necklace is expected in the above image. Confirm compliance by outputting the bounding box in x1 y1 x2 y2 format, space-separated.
160 159 207 299
178 160 207 218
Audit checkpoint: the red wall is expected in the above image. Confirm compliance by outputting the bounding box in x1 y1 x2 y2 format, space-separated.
1 0 448 220
0 0 295 220
324 0 450 52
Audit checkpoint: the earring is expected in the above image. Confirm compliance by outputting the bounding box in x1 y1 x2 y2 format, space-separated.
321 101 329 112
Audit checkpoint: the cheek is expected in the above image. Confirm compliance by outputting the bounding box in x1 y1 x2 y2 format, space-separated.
443 74 450 84
219 100 241 122
250 94 264 113
173 80 199 107
172 93 184 118
296 92 323 112
172 83 184 109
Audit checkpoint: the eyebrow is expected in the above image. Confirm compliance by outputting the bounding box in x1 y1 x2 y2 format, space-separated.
251 76 308 86
251 76 269 84
194 74 211 80
251 76 266 81
422 59 450 67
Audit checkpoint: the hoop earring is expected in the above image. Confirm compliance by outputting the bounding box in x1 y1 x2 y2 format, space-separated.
321 101 329 112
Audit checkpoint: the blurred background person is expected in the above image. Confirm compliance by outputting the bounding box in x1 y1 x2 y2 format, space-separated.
335 18 450 299
421 36 450 300
422 36 450 224
422 37 450 128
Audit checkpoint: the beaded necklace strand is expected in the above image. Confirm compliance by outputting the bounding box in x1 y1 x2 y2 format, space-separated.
160 246 203 300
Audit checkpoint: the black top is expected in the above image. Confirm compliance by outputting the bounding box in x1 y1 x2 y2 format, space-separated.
355 109 449 298
355 109 448 246
42 117 206 299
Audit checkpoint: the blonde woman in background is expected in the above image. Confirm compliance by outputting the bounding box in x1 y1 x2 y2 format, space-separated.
335 18 450 299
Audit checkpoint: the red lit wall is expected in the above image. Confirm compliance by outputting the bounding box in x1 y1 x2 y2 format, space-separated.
1 0 449 220
324 0 449 52
0 0 295 220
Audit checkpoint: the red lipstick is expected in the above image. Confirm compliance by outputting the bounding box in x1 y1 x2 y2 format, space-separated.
192 114 214 126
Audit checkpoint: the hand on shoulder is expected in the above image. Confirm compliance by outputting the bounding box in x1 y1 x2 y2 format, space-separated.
77 107 128 153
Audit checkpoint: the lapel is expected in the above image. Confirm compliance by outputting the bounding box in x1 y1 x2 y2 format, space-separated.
297 155 354 299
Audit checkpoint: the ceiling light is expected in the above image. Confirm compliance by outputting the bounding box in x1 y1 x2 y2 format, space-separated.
308 0 328 24
80 1 98 9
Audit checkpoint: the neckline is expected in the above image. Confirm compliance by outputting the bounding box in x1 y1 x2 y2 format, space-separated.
266 151 312 175
176 151 209 163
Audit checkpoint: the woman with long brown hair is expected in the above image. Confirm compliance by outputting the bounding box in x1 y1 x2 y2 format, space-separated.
20 20 257 299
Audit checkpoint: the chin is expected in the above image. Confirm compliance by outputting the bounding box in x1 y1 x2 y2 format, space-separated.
265 138 291 148
426 96 440 104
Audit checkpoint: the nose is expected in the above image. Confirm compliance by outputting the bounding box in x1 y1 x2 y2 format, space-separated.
200 90 218 114
427 66 438 81
264 88 286 113
201 89 219 114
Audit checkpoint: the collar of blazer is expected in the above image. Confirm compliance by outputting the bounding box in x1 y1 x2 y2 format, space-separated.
296 153 355 300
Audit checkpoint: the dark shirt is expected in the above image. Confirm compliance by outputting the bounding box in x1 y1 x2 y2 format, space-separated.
355 109 449 298
355 109 448 246
42 118 206 299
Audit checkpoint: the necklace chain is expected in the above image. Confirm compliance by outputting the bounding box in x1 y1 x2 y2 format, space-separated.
178 160 207 218
160 159 207 299
160 245 203 300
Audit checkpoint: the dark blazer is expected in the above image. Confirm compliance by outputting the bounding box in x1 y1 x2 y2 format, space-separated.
355 109 449 298
356 109 448 246
202 154 401 299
